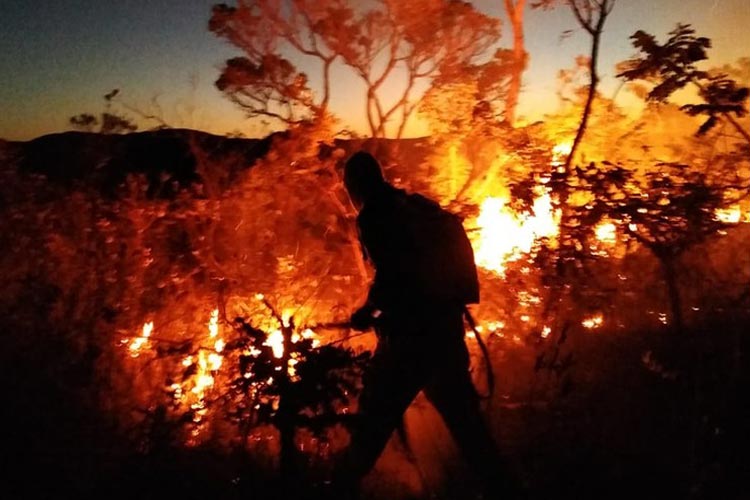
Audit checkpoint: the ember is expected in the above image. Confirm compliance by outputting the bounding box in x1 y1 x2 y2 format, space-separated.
127 321 153 357
581 314 604 329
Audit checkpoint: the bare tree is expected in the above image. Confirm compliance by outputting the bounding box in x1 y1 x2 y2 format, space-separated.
562 0 616 174
210 0 350 126
210 0 500 138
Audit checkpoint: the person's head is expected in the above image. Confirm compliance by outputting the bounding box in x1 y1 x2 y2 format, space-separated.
343 151 385 208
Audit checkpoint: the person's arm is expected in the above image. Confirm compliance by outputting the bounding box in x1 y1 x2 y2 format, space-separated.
359 208 401 310
350 208 397 329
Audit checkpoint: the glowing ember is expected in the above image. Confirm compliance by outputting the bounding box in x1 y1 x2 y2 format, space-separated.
541 326 551 338
265 329 285 359
169 307 226 435
128 321 153 357
715 205 750 223
208 309 219 338
595 222 617 244
471 193 560 275
581 314 604 329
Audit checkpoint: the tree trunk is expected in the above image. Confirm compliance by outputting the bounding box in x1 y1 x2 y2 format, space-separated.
659 255 684 333
545 1 612 325
504 0 527 126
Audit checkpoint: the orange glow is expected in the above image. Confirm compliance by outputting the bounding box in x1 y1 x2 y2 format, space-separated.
582 314 604 329
595 222 617 244
127 321 153 357
715 205 750 224
551 141 573 170
470 192 560 275
265 329 285 359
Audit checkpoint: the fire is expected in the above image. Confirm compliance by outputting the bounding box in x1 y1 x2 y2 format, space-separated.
595 222 617 244
715 205 750 223
551 141 573 169
471 193 560 275
581 314 604 329
127 321 153 357
265 329 285 359
180 308 226 429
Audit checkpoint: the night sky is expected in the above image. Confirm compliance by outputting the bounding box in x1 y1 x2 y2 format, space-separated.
1 0 748 141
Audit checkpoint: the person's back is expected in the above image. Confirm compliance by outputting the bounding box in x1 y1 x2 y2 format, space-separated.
334 151 519 499
352 177 478 327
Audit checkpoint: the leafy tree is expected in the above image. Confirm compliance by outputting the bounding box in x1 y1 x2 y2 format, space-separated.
566 161 735 331
617 24 750 143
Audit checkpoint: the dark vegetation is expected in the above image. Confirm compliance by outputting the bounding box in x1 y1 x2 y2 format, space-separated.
2 126 749 499
2 1 750 498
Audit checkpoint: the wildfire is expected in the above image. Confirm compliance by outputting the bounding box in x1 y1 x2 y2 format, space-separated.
265 320 320 377
594 222 617 244
175 308 226 431
715 205 750 224
581 314 604 330
127 321 153 357
470 192 560 275
551 141 573 169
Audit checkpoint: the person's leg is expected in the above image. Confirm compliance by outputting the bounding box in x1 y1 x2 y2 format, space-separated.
424 339 519 498
332 339 427 494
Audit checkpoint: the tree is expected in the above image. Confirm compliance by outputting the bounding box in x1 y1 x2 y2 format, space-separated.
209 0 501 138
617 24 750 144
210 1 345 127
503 0 527 126
527 0 615 320
568 161 735 332
68 89 145 134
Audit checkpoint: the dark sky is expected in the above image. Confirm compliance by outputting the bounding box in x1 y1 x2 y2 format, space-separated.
1 0 748 140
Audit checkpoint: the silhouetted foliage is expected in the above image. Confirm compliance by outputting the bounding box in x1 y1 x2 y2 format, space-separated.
69 89 138 134
618 24 750 140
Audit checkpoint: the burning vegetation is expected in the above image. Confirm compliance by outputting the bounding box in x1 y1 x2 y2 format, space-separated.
2 2 750 499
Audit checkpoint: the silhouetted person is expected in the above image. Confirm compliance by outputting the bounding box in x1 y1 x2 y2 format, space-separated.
333 151 517 499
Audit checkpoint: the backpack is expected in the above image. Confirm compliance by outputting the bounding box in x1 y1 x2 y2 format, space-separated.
398 193 480 305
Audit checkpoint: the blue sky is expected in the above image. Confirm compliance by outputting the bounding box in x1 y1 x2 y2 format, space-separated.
1 0 748 140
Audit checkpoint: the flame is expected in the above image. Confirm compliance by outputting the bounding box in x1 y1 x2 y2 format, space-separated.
715 205 750 223
581 314 604 329
128 321 153 357
471 193 560 275
265 322 319 376
551 141 573 170
594 222 617 244
122 297 329 446
181 308 225 431
265 329 285 359
208 308 219 338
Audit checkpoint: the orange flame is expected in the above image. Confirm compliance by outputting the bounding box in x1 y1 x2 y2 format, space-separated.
581 314 604 330
470 193 560 275
715 205 750 224
127 321 153 357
